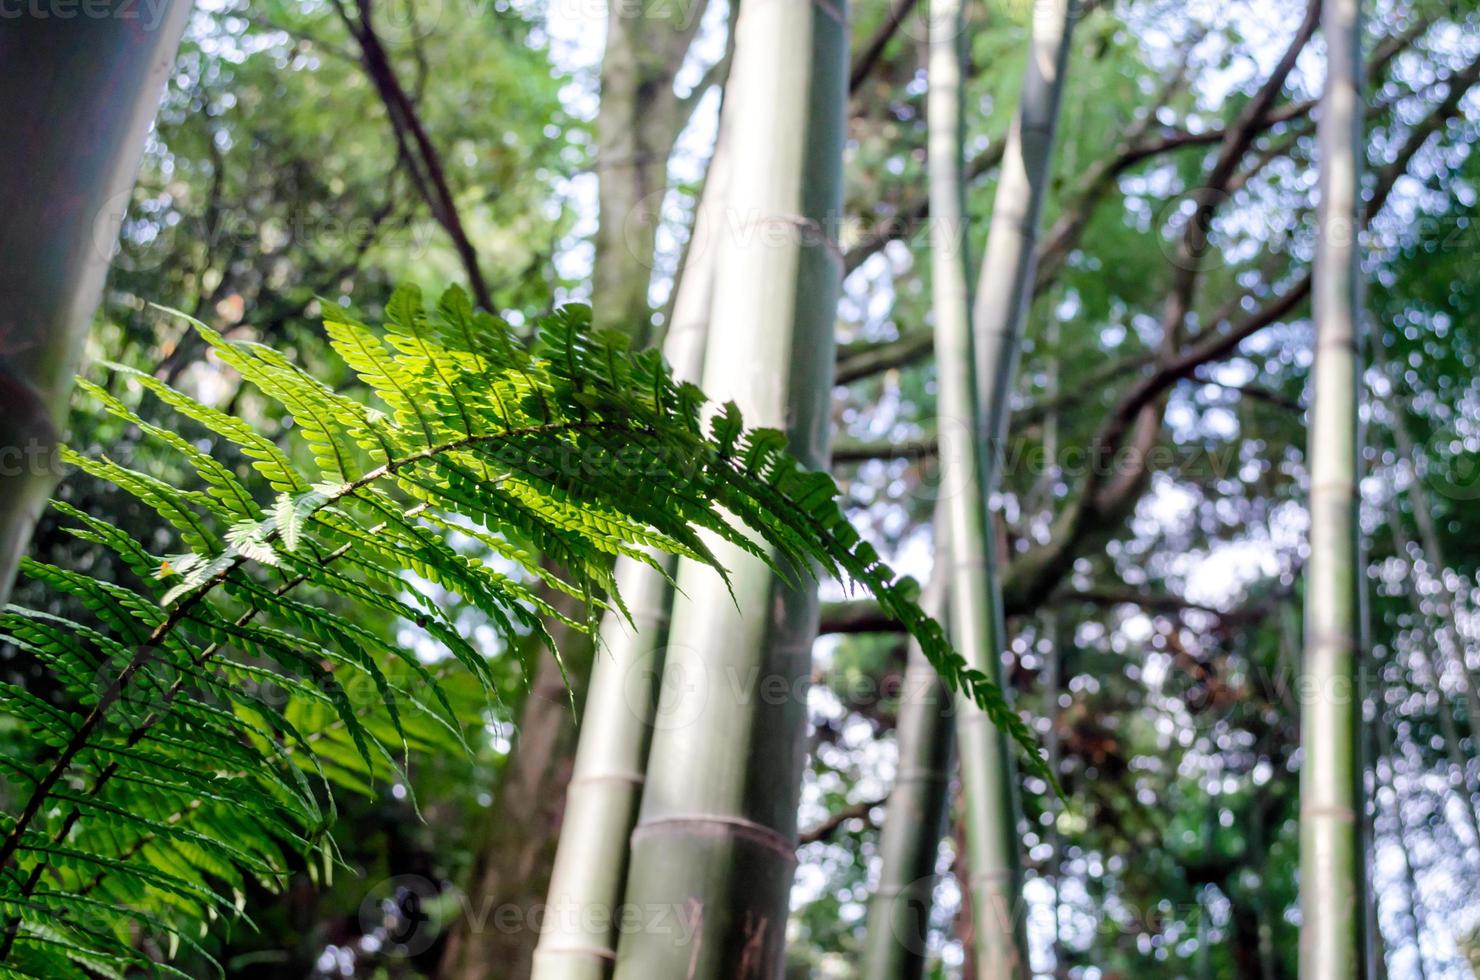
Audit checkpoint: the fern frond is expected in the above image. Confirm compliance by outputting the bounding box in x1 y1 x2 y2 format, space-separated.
0 284 1040 976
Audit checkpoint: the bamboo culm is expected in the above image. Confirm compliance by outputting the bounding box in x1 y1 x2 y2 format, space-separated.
941 0 1078 974
530 116 731 980
610 0 848 973
862 517 955 980
1298 0 1367 972
0 7 191 605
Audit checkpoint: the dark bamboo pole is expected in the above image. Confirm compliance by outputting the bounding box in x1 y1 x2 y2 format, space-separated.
0 3 191 605
862 521 955 980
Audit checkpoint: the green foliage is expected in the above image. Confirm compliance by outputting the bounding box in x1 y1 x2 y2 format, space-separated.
0 285 1036 977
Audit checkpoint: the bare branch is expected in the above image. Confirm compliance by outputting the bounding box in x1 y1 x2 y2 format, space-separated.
799 797 887 845
848 0 920 96
336 0 496 313
842 141 1005 275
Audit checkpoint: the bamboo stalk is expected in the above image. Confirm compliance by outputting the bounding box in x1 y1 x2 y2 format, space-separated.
863 522 955 980
530 119 731 980
1374 707 1429 980
944 0 1079 974
1043 610 1065 977
1386 396 1480 741
1299 0 1367 972
0 6 191 605
609 0 848 972
1385 494 1480 856
445 14 730 977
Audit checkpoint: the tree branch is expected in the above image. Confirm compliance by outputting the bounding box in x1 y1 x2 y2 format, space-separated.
673 6 736 136
798 796 887 844
843 140 1006 276
848 0 920 95
336 0 495 313
999 43 1480 616
835 330 935 385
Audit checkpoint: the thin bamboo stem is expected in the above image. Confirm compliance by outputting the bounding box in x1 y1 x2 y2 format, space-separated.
863 522 955 980
1374 708 1430 980
1298 0 1367 971
1386 397 1480 742
1386 496 1480 856
943 0 1079 974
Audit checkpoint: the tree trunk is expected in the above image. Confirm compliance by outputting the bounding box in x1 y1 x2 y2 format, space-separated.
945 0 1078 974
1298 0 1366 973
437 596 594 980
0 5 190 605
593 0 714 343
862 524 954 980
610 0 848 971
530 126 729 980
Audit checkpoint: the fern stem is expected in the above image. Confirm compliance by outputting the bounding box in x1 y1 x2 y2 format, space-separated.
0 498 439 959
69 655 460 907
0 419 649 957
1 293 990 974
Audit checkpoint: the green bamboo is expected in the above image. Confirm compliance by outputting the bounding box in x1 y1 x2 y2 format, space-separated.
1375 678 1430 980
862 522 954 980
0 5 191 605
610 0 848 971
1386 396 1480 741
530 123 730 980
944 0 1078 974
1383 494 1480 851
1299 0 1367 973
443 13 725 976
1043 610 1065 974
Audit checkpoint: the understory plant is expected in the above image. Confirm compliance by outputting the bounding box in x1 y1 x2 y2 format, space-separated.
0 285 1037 977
